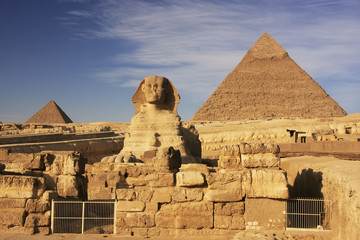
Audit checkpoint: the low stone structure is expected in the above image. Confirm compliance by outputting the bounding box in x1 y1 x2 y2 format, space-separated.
87 142 288 237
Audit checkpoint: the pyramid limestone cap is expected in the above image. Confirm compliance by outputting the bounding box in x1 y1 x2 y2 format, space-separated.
26 100 73 124
244 32 288 60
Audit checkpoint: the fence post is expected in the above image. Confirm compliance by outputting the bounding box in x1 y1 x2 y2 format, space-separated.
82 201 85 234
114 200 117 235
51 199 54 234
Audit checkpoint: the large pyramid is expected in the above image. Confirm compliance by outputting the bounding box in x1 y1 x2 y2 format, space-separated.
191 33 347 121
26 100 73 124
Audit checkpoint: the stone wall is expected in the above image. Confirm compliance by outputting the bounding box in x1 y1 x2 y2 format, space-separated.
86 143 288 238
0 174 56 234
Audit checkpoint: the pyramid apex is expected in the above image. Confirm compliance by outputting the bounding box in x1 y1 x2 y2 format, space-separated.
244 32 288 60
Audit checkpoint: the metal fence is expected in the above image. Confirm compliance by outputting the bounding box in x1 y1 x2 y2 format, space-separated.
286 198 330 229
51 200 116 234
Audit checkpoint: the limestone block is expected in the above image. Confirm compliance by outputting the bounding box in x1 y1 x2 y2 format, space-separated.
25 199 50 213
241 153 280 168
88 187 114 200
204 181 243 202
24 212 51 227
214 202 245 216
133 187 154 202
179 163 209 175
0 209 26 226
248 169 289 199
116 201 145 212
218 156 242 169
244 198 286 230
146 173 175 187
56 175 82 198
41 190 58 201
145 202 158 212
151 188 172 203
0 198 26 208
155 202 213 229
221 145 241 157
176 172 205 187
239 142 280 154
24 154 45 170
116 189 136 201
171 188 203 202
205 171 249 202
124 213 155 228
214 202 245 230
0 175 45 199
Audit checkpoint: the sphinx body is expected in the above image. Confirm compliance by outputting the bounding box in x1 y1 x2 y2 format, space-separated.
103 76 199 165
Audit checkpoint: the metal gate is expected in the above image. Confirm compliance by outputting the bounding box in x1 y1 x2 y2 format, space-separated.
286 198 330 229
51 200 116 234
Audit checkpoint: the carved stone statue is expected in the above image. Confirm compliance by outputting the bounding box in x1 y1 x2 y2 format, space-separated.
102 76 200 165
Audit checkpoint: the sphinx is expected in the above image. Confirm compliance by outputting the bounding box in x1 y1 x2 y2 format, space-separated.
102 76 200 165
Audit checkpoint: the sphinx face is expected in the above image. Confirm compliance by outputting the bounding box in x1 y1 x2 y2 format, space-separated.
142 76 167 104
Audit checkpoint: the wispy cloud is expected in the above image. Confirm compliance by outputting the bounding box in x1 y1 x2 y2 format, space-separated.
60 0 360 111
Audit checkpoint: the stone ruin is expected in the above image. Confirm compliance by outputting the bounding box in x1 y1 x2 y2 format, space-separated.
85 76 289 237
0 75 289 237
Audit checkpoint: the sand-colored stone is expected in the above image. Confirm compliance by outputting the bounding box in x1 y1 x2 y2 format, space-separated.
176 172 205 187
26 100 73 124
244 198 286 230
0 175 45 199
192 32 346 121
103 76 199 165
248 169 288 199
0 208 26 226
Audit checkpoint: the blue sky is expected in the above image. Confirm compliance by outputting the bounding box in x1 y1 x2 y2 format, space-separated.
1 0 359 123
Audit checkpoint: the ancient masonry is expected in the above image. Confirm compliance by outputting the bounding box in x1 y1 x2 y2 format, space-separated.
26 100 73 124
191 32 347 121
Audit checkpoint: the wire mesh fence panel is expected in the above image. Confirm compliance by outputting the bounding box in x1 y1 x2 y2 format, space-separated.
286 198 330 229
52 200 115 234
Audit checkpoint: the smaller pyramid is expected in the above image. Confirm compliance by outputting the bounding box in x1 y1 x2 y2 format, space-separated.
26 100 73 124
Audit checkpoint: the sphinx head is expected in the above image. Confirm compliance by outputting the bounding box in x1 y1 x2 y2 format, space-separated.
141 76 167 104
132 76 180 115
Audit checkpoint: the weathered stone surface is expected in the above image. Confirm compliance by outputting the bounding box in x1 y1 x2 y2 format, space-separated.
244 198 286 230
218 156 242 169
56 175 83 198
0 175 45 199
241 153 280 168
25 199 50 213
240 143 280 154
179 163 209 175
147 173 175 188
117 201 145 212
248 169 288 199
0 198 26 208
24 212 51 227
151 188 172 203
155 202 213 229
123 213 155 228
214 202 245 216
87 171 121 200
104 76 199 165
0 209 26 226
214 202 245 230
205 171 249 202
171 188 203 202
116 189 136 201
176 172 205 187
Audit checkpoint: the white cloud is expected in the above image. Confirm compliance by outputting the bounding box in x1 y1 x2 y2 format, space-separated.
62 0 360 111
